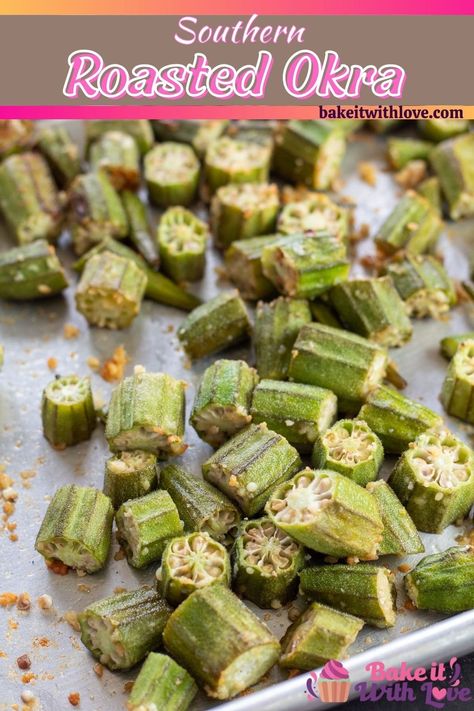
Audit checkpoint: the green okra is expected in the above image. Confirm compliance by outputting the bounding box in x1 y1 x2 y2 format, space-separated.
79 587 172 671
226 119 276 147
289 323 388 408
385 254 456 319
145 142 199 207
68 171 128 255
0 240 68 301
122 190 160 268
319 118 365 136
273 120 346 190
75 251 147 329
417 176 442 215
210 182 279 248
163 584 280 700
277 193 350 242
369 119 401 134
374 190 442 255
232 517 305 609
89 130 140 191
103 450 158 510
224 234 289 301
127 652 198 711
116 490 184 568
157 206 208 283
366 480 424 556
251 379 337 453
85 120 154 156
203 422 302 517
190 359 257 448
418 119 470 143
266 468 383 560
160 464 241 543
254 296 312 380
388 428 474 533
0 119 33 157
310 298 342 328
279 601 363 670
312 419 383 487
300 564 396 628
358 385 443 454
106 370 187 457
204 136 271 195
151 119 228 157
387 138 434 170
42 374 96 448
177 289 251 360
0 152 64 245
37 125 81 186
158 532 231 605
430 133 474 219
440 340 474 424
35 484 113 573
440 332 474 360
404 546 474 613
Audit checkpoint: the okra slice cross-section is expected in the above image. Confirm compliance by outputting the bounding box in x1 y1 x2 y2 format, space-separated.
210 182 279 248
103 450 158 510
157 206 208 283
277 193 350 243
204 136 271 195
145 142 200 207
386 254 456 319
440 340 474 425
42 374 96 448
0 240 68 301
127 652 198 711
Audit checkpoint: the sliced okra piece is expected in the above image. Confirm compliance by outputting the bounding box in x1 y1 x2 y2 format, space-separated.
417 176 442 215
42 374 96 448
157 207 208 283
366 480 424 556
277 193 350 243
254 296 312 380
0 240 68 301
310 298 342 328
37 125 81 186
89 130 140 191
251 379 337 453
85 119 154 156
116 490 184 568
106 370 186 457
440 332 474 360
0 119 33 157
224 234 288 301
404 546 474 613
330 276 413 348
190 359 257 448
122 190 160 268
152 119 228 157
374 190 442 255
430 133 474 219
418 118 470 143
273 120 346 190
300 564 396 628
158 532 231 605
160 464 240 543
0 152 63 245
289 323 388 408
368 119 401 134
210 182 279 248
388 428 474 533
387 138 433 170
68 171 128 255
145 142 199 207
232 517 305 609
35 485 113 573
440 340 474 424
385 254 456 319
127 652 198 711
203 422 301 517
279 601 363 670
227 119 276 147
204 136 271 195
177 290 251 360
319 118 365 136
312 419 383 487
163 584 280 700
358 385 443 454
79 586 172 671
103 450 158 509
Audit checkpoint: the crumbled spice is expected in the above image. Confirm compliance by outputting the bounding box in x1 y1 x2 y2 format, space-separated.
37 594 53 610
63 610 80 631
68 692 80 706
33 637 50 648
63 323 80 340
99 345 129 382
113 587 127 594
228 474 238 488
86 356 100 371
123 681 134 694
46 559 69 576
358 161 377 186
404 598 416 611
397 563 411 573
9 618 19 630
0 471 13 490
47 357 58 371
16 654 31 670
113 548 125 562
20 689 36 704
21 672 37 684
349 223 370 243
77 583 91 593
395 160 427 189
16 593 31 611
0 592 18 607
93 663 104 678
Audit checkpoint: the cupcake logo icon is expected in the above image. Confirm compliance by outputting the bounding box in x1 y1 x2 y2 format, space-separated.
317 660 351 703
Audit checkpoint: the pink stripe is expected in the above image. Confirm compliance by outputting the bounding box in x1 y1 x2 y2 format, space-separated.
0 105 321 119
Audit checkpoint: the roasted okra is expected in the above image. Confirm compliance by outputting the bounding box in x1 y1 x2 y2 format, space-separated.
122 190 160 268
103 450 158 509
224 234 288 300
277 193 350 242
385 254 456 318
127 652 198 711
204 136 271 194
145 142 200 207
0 119 33 157
0 240 68 301
42 374 96 448
210 182 279 248
157 206 208 283
440 339 474 424
89 130 140 191
85 119 154 156
37 125 81 186
375 190 442 255
152 119 228 157
366 480 424 556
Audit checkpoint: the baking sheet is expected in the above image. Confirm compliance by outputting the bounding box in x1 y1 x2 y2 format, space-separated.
0 122 473 711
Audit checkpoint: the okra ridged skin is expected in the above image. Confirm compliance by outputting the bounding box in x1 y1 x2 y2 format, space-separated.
203 422 302 517
374 190 442 255
122 190 160 268
103 450 158 509
288 323 388 408
440 332 474 360
210 182 279 248
35 484 113 573
152 119 228 158
277 193 350 243
387 138 434 170
75 251 147 329
177 290 251 360
232 517 305 609
0 152 64 245
440 339 474 424
385 254 456 319
42 374 96 448
404 547 474 613
329 277 413 348
145 142 199 207
369 119 401 134
254 296 312 380
358 385 443 454
310 298 342 328
89 130 140 191
0 119 33 157
85 119 154 156
251 379 337 453
163 584 280 700
388 429 474 533
0 240 68 301
204 136 271 195
105 371 187 457
266 468 383 560
157 206 208 283
116 490 184 568
160 464 241 543
224 235 289 301
190 359 257 448
273 120 346 190
79 586 172 671
431 133 474 219
366 480 424 556
279 601 363 670
418 119 470 143
37 125 81 186
300 564 396 628
127 652 198 711
417 176 442 215
312 419 383 487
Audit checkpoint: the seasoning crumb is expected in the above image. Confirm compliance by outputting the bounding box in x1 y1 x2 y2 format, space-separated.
45 558 69 576
0 592 18 607
47 357 58 371
395 160 427 189
17 654 31 670
63 323 80 340
358 161 377 186
68 692 80 706
86 356 100 371
3 487 18 501
397 563 411 573
93 663 104 678
63 610 80 631
100 345 129 382
16 593 31 611
123 681 134 694
20 690 36 704
37 594 53 610
77 583 91 593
